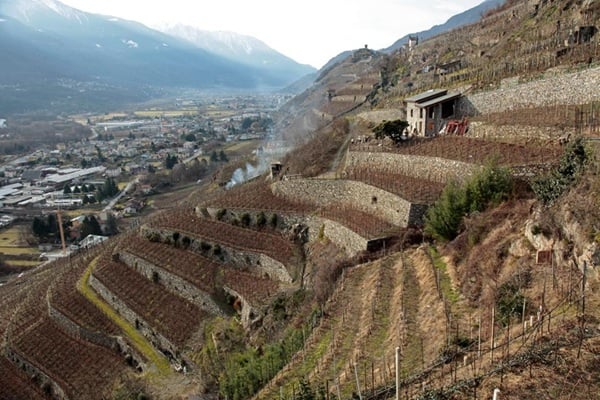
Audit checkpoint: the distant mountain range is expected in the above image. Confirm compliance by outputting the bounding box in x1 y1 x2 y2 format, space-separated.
159 24 315 85
0 0 315 114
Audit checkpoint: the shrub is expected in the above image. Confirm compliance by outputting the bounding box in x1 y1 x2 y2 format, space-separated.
256 211 267 227
372 119 409 144
240 213 251 227
269 213 278 228
216 209 227 221
200 241 212 252
424 180 467 242
532 137 589 204
496 281 526 326
425 163 512 241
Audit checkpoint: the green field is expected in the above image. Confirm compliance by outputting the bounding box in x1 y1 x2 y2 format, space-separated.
0 225 39 256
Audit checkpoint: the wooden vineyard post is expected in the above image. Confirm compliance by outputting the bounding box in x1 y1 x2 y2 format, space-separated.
354 362 362 400
490 307 495 364
396 346 401 400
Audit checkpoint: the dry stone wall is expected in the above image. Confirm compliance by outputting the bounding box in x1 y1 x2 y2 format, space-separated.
47 301 146 372
202 209 368 257
467 122 578 141
5 347 68 400
118 251 223 315
460 65 600 116
140 225 293 283
88 272 181 363
272 179 421 226
345 152 478 184
222 286 259 328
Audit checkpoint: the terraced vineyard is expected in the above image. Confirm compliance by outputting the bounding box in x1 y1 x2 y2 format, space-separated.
318 204 398 239
48 258 121 337
223 268 280 306
118 235 221 296
203 180 311 213
92 252 206 348
0 357 48 400
345 168 445 204
10 317 126 399
147 210 299 266
350 136 563 166
3 259 127 400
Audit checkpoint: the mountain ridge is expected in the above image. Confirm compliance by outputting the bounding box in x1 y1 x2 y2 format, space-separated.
0 0 315 114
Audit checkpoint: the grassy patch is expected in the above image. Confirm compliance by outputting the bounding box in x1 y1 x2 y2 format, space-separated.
0 246 39 255
134 110 199 117
0 230 20 245
400 260 424 375
6 260 42 267
428 246 459 304
77 257 171 375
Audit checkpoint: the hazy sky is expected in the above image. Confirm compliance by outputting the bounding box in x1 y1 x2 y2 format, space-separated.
60 0 486 68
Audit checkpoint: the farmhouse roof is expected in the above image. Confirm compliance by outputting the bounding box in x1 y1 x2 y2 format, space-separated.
405 89 448 103
416 92 462 108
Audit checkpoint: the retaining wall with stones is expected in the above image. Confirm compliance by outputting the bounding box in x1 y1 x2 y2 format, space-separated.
272 178 425 227
459 65 600 116
5 347 68 400
118 251 223 315
47 302 145 372
204 208 368 257
222 286 259 329
467 122 578 142
88 272 181 363
345 151 478 184
140 225 293 283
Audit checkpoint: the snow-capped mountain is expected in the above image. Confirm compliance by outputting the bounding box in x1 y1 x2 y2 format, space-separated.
0 0 315 113
160 24 315 87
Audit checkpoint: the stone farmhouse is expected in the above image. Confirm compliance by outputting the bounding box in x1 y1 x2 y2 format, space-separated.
405 89 462 137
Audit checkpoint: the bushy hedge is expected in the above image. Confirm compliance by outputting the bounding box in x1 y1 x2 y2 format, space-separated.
199 310 320 400
532 137 589 204
425 163 513 241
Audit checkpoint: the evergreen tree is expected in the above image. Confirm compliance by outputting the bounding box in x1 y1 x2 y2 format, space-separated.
104 213 119 236
80 215 102 238
373 119 410 144
46 214 58 236
425 163 512 241
165 154 178 169
32 217 48 238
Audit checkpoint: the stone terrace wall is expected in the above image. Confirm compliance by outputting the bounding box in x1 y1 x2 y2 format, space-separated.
5 347 68 400
222 286 258 329
272 179 419 227
88 272 181 363
467 122 578 142
460 65 600 116
47 302 146 372
140 225 293 283
203 209 369 257
345 151 478 184
303 215 368 256
118 251 223 315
